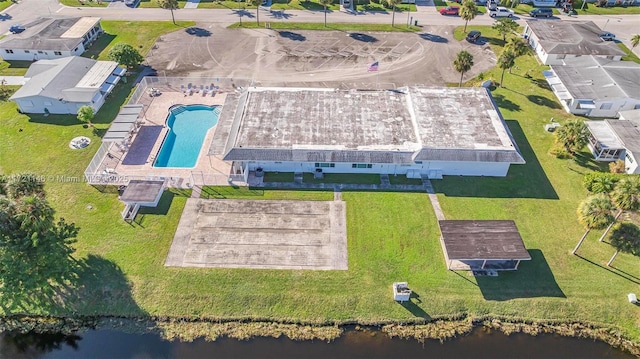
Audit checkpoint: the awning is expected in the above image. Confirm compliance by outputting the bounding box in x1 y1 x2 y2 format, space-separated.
102 105 144 142
100 83 115 94
106 74 121 85
113 67 126 76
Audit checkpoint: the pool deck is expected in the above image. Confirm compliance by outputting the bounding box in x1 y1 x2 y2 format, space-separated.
106 90 234 187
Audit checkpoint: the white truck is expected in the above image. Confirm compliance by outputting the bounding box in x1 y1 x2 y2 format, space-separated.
489 6 515 17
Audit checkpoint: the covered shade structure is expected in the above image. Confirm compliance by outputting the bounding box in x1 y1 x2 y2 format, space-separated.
102 104 143 142
439 220 531 272
119 179 165 222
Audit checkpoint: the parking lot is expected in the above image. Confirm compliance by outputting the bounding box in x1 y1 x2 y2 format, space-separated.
146 24 497 87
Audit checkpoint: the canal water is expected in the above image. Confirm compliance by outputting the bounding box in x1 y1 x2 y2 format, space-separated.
0 327 634 359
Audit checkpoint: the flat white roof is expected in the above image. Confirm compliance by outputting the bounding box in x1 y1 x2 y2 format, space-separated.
76 61 117 88
60 17 100 39
585 121 623 149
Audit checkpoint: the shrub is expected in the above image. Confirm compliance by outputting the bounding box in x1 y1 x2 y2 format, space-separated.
548 142 571 159
582 172 640 193
609 160 626 174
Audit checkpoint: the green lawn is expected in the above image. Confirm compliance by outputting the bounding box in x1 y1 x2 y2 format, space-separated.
0 0 13 11
137 0 415 10
82 21 195 61
229 22 420 31
0 23 639 348
59 0 108 7
574 0 640 14
619 43 640 64
0 60 31 76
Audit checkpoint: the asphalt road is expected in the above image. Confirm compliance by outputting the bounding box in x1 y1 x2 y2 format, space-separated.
0 0 639 53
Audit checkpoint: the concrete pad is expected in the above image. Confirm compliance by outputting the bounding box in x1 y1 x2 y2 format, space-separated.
165 199 348 270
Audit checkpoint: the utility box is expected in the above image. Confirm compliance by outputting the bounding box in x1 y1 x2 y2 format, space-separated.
629 293 638 304
393 282 411 302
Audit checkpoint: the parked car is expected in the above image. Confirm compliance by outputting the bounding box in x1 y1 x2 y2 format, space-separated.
489 6 514 17
529 8 553 17
599 32 616 41
124 0 138 6
466 30 481 43
9 25 25 34
439 6 460 15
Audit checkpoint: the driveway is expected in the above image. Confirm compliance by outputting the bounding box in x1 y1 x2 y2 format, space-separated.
146 24 497 87
0 76 27 85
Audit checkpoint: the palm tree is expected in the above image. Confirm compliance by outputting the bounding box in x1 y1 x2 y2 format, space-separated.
14 195 55 237
453 50 474 88
631 34 640 49
497 50 515 87
459 0 477 33
5 173 45 200
319 0 332 27
555 119 587 156
505 37 530 73
246 0 263 25
387 0 402 27
492 18 518 42
598 177 640 242
573 193 615 255
606 222 640 267
157 0 179 25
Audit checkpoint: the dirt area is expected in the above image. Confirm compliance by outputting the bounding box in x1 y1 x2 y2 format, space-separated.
146 24 497 87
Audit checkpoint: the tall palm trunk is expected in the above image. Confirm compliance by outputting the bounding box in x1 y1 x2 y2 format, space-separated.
324 5 327 27
599 209 623 242
464 20 469 32
572 229 590 255
392 6 396 27
459 71 464 87
500 68 506 87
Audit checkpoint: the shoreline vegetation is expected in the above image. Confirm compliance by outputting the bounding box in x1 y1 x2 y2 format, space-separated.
1 316 638 356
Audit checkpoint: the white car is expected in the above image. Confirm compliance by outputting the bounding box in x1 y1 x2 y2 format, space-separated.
489 6 514 17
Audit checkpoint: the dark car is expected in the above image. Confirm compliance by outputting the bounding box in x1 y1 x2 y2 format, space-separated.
529 8 553 17
599 32 616 41
9 25 25 34
439 6 460 15
466 30 481 43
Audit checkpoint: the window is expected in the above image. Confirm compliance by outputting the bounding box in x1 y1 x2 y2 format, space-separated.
73 47 79 52
44 101 52 106
351 164 372 169
314 163 335 168
20 100 34 107
600 103 612 110
5 49 13 54
627 153 635 164
37 50 43 54
24 50 30 53
54 51 62 56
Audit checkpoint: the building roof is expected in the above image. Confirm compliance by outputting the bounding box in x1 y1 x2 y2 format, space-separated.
619 109 640 126
585 120 623 149
120 180 165 204
550 56 640 100
439 220 531 261
525 20 625 57
606 119 640 159
220 87 525 164
0 17 100 52
10 56 118 103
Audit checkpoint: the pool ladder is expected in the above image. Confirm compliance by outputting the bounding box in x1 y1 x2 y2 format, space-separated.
172 106 187 115
213 107 221 116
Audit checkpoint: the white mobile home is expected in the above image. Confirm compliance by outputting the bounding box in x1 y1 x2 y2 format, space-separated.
523 20 625 65
10 56 125 115
0 17 102 61
585 110 640 174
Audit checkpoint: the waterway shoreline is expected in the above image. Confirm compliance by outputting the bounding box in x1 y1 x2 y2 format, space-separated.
1 315 638 357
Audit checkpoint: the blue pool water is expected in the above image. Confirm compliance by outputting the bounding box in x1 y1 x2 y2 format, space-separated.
154 105 219 168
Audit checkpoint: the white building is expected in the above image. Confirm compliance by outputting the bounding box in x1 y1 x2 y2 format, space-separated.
523 20 625 65
10 56 125 114
0 17 102 61
585 110 640 174
211 87 525 180
543 56 640 118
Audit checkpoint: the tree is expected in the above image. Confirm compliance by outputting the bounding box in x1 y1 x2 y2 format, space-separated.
0 177 79 310
497 49 515 87
630 34 640 49
555 119 587 155
505 37 530 73
5 173 44 200
156 0 178 25
453 50 474 88
492 18 518 41
319 0 332 27
459 0 478 33
606 222 640 266
610 176 640 212
107 43 144 69
77 105 95 127
573 193 615 254
387 0 402 27
246 0 263 26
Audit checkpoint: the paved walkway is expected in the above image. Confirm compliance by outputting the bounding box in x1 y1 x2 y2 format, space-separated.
0 76 27 85
183 0 200 9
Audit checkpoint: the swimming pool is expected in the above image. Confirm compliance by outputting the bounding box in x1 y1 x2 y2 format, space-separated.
154 105 220 168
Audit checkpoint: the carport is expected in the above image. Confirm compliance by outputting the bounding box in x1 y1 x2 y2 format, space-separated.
119 179 165 222
102 104 144 142
439 220 531 271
